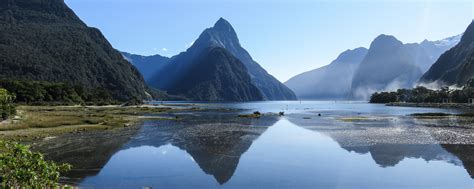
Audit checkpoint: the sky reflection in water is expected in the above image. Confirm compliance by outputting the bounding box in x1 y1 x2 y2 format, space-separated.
77 102 474 189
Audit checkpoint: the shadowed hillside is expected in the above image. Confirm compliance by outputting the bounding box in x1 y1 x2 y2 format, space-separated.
0 0 150 101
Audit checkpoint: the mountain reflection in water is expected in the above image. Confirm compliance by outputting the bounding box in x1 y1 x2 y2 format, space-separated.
286 113 474 178
122 114 279 184
32 102 474 188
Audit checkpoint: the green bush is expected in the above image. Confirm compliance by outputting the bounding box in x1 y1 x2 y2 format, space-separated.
0 88 15 121
0 141 71 188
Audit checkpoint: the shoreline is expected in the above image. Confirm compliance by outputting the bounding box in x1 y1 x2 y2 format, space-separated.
386 102 474 110
0 105 185 142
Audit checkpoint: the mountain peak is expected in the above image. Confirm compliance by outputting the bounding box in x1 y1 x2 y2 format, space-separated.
335 47 368 63
174 17 296 100
460 20 474 44
214 18 232 28
373 34 399 43
211 18 236 36
421 39 430 44
370 34 403 50
190 17 240 54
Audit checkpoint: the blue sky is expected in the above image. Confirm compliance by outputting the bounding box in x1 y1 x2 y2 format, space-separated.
65 0 473 82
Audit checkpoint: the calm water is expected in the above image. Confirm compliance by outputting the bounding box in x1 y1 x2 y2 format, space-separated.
37 101 474 188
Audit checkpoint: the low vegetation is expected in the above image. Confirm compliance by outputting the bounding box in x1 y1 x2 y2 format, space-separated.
339 116 372 122
370 80 474 104
238 111 262 118
0 141 71 188
0 106 174 141
0 88 16 121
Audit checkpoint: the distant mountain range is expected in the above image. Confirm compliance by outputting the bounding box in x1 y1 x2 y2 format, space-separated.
406 34 462 72
0 0 150 101
145 18 296 101
286 33 461 100
121 52 169 82
285 48 368 99
420 21 474 86
351 35 424 99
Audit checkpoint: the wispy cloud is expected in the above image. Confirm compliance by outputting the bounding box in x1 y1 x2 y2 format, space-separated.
161 48 168 52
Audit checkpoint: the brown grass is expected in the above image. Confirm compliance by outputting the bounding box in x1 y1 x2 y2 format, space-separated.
0 105 176 141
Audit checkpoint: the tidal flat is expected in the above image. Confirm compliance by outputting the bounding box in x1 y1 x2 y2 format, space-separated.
0 105 198 141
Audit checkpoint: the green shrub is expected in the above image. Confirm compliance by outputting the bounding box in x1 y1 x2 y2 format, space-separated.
0 88 15 121
0 141 71 188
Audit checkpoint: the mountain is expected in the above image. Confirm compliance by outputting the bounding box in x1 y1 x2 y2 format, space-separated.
149 18 297 100
286 115 466 171
123 115 279 185
351 35 423 100
0 0 149 101
162 47 263 101
285 34 459 100
420 21 474 86
405 34 461 72
121 52 169 82
285 47 368 99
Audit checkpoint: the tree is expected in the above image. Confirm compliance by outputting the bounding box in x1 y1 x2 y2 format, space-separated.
370 83 474 104
369 92 397 103
0 88 15 120
0 141 71 188
0 79 120 105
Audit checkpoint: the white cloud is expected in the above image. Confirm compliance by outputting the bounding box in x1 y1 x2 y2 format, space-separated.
161 48 168 52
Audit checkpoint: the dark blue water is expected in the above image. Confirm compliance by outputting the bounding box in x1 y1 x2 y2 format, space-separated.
57 102 474 188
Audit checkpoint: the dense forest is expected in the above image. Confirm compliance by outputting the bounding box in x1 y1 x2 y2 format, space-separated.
370 79 474 104
0 79 127 105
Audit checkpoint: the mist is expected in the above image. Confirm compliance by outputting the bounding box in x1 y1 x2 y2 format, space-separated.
285 33 461 101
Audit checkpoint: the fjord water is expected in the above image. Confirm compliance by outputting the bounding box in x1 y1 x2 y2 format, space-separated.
65 102 473 188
